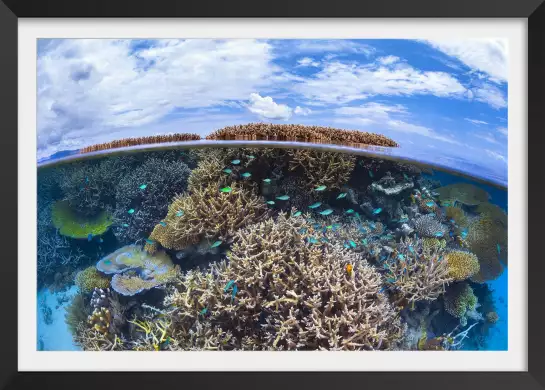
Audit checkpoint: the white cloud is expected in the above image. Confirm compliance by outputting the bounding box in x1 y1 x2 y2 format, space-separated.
497 127 508 136
246 93 292 120
485 149 507 163
378 56 400 65
297 57 320 67
472 83 507 109
465 118 488 125
295 40 374 55
294 106 312 116
295 60 467 105
474 132 499 144
425 39 508 83
37 39 278 155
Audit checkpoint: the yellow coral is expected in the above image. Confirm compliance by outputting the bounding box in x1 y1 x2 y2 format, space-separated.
445 251 480 281
422 237 446 253
88 307 111 335
444 283 478 325
51 200 113 239
75 266 110 294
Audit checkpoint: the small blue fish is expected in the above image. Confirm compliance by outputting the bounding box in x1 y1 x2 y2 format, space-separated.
200 308 208 316
231 284 238 302
399 217 409 223
247 155 255 159
267 201 275 205
403 173 409 181
397 254 405 261
369 171 374 178
442 201 451 207
223 169 232 174
449 232 454 237
122 223 129 227
263 178 271 184
428 213 436 217
434 232 444 237
309 237 319 244
309 202 322 209
497 244 501 254
319 209 334 216
408 245 414 253
85 177 89 183
224 280 235 292
139 184 147 190
99 238 104 243
349 240 356 248
386 278 396 283
362 239 368 246
378 287 386 294
293 211 302 217
425 201 434 207
87 233 93 242
314 185 327 191
373 208 382 215
461 229 468 239
276 195 290 200
231 159 241 165
344 244 350 249
345 209 354 214
145 238 154 245
369 223 376 230
241 172 252 178
159 221 167 227
336 193 347 199
176 210 184 217
128 209 135 214
211 240 223 248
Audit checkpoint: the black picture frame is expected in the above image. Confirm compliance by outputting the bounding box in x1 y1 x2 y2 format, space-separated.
1 0 540 389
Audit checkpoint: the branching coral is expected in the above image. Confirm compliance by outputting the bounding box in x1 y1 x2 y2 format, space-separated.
51 200 113 239
413 214 448 238
80 133 201 154
164 213 403 350
383 238 453 306
444 250 480 281
287 149 356 190
146 182 268 252
75 266 110 294
206 123 399 147
112 157 191 243
422 237 446 253
187 149 232 191
444 282 480 326
65 293 90 337
435 183 490 206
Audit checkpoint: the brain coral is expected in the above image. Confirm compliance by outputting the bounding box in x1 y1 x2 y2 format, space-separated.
113 157 191 244
413 214 448 238
146 182 268 252
75 266 110 294
444 283 478 326
165 213 404 350
435 183 490 206
51 200 113 239
445 250 480 281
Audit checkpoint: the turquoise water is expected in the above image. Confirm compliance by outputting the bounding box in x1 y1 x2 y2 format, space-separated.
37 144 507 351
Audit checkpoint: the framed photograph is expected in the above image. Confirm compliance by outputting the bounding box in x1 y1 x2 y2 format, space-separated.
1 0 542 388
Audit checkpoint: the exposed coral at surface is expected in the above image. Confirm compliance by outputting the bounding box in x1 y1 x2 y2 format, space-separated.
80 133 201 154
162 213 403 350
75 266 111 294
435 183 490 206
413 214 448 238
445 251 480 281
287 149 356 190
206 123 399 147
383 238 453 306
113 157 191 243
444 282 480 326
146 182 268 252
51 200 113 239
371 172 414 196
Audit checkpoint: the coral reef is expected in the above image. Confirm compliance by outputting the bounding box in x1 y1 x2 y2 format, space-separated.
435 183 490 206
146 182 268 252
413 214 448 238
65 293 90 336
445 251 480 281
75 266 111 294
422 237 446 253
445 205 469 228
113 157 191 243
206 123 399 147
287 149 356 190
80 133 201 154
371 172 414 196
51 200 113 239
444 282 481 326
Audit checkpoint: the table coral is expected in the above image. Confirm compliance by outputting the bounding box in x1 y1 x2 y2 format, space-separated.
75 266 111 294
51 200 113 239
444 250 480 281
146 182 268 252
435 183 490 206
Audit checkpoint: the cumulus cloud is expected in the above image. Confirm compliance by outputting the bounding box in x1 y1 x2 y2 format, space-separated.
377 55 400 65
294 106 312 116
246 93 292 120
297 57 320 67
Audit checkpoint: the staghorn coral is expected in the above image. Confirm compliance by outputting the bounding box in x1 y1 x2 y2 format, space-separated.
75 266 110 294
113 157 191 243
413 214 448 238
445 251 480 281
51 200 113 239
435 183 490 206
187 149 232 191
287 149 356 190
444 282 479 327
383 238 453 306
206 123 399 147
422 237 446 253
80 133 201 154
146 182 268 252
164 213 403 350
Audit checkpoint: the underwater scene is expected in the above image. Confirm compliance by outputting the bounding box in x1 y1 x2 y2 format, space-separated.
37 126 508 352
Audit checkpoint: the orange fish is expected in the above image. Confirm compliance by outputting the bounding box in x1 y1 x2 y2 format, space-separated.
346 264 353 275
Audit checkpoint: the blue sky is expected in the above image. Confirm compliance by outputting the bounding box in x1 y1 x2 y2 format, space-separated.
37 38 507 176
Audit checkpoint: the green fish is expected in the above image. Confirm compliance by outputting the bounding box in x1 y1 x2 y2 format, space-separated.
276 195 290 200
241 172 252 178
263 178 271 184
220 187 232 193
336 193 347 199
139 184 147 190
128 209 135 214
122 223 129 227
293 211 302 217
231 159 241 165
223 169 232 174
319 209 334 216
345 209 354 214
210 240 222 248
247 155 255 159
308 202 322 209
267 201 275 205
349 240 356 248
326 225 333 229
425 201 435 207
314 185 327 191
